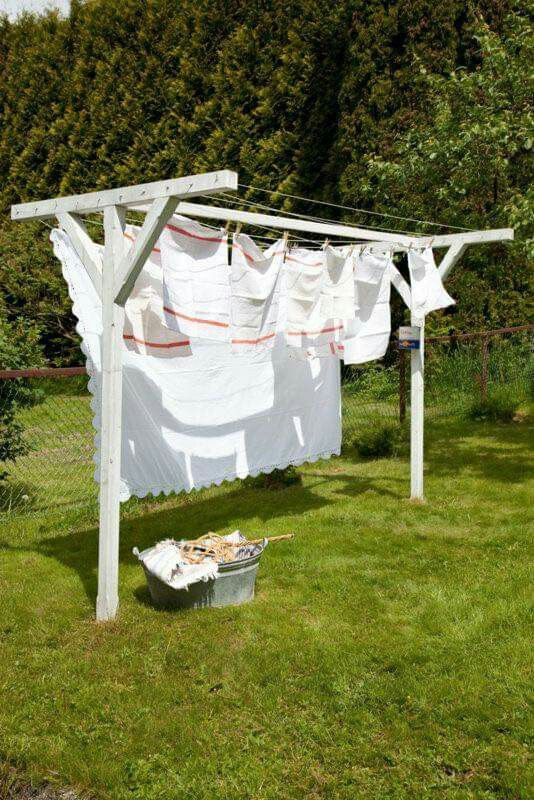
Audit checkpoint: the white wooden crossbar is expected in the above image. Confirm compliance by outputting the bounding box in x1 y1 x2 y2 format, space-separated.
176 201 416 246
9 169 515 621
176 203 513 251
10 170 238 221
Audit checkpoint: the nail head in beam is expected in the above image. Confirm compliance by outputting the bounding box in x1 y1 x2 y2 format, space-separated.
10 170 238 222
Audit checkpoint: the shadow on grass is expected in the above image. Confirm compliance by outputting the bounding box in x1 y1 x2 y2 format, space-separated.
2 419 531 606
423 418 533 485
1 480 334 606
340 416 533 486
35 459 416 605
305 467 407 499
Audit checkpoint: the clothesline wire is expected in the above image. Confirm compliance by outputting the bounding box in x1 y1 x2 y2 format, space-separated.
226 218 329 246
41 218 388 251
238 183 476 232
44 211 408 250
127 216 313 245
41 216 328 248
218 192 465 244
205 191 420 238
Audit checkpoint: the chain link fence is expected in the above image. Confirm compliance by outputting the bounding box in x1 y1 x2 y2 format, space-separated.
0 368 96 514
342 326 533 444
1 327 532 514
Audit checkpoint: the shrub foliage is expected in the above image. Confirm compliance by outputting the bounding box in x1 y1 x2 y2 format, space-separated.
0 314 44 476
0 0 531 364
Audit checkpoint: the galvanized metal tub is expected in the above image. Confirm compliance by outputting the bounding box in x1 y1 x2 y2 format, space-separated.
139 548 262 610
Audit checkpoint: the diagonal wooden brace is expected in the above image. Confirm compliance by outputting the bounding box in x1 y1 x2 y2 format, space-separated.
114 196 178 305
390 265 412 308
438 242 468 281
57 212 103 298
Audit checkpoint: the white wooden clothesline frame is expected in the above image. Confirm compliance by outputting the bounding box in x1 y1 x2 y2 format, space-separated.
11 170 514 621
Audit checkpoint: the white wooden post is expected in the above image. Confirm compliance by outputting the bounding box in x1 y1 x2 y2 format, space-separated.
96 205 126 621
410 314 425 501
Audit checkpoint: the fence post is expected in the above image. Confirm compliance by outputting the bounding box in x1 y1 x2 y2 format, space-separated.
480 335 490 401
399 349 406 423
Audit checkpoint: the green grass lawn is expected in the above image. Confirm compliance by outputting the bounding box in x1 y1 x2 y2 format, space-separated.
0 418 533 799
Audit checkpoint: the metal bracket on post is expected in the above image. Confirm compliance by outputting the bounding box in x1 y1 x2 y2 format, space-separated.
96 204 126 621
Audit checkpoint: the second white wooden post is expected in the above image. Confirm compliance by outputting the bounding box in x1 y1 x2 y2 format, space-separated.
410 314 425 500
96 205 126 621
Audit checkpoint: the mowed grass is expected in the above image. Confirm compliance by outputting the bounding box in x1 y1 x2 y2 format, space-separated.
0 418 533 799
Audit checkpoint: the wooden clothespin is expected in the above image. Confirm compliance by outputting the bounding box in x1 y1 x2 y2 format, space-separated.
323 238 330 250
235 223 242 237
224 221 231 234
282 230 289 261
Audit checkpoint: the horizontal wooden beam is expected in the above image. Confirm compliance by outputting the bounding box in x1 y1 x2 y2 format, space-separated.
176 201 416 246
176 203 514 251
11 170 238 221
361 228 514 251
417 228 514 248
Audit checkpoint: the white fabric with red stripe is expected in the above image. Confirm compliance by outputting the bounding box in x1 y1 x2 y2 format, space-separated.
230 233 284 352
123 225 192 357
284 248 345 350
51 227 341 501
160 216 230 342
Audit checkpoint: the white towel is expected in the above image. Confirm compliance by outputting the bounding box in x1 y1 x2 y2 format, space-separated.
230 233 284 352
122 225 191 357
408 247 455 316
285 248 344 349
342 249 393 364
320 245 355 320
160 215 230 342
133 541 219 590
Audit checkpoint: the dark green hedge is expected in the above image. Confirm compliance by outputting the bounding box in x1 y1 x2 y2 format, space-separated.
0 0 531 364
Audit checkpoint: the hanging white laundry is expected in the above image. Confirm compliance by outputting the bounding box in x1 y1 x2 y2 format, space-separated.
122 225 191 357
160 215 230 342
51 228 341 502
408 247 455 316
341 248 393 365
230 233 284 352
320 245 355 321
285 248 344 349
